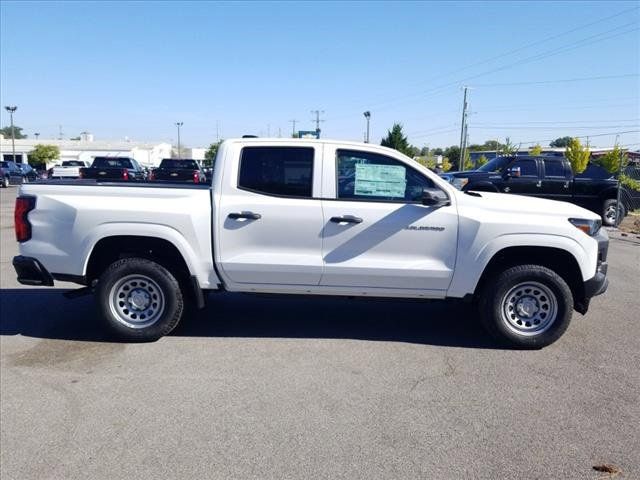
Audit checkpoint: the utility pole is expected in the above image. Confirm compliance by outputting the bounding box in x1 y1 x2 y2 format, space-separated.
363 111 371 143
4 106 17 163
311 110 324 138
267 124 271 137
459 86 469 172
58 125 64 140
175 122 183 159
35 132 40 140
289 119 298 138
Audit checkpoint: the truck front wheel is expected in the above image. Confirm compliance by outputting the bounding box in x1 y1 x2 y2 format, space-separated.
96 257 184 341
602 198 625 226
479 265 573 349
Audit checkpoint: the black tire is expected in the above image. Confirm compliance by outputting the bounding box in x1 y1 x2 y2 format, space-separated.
96 257 184 341
478 265 573 349
602 198 624 226
1 176 8 188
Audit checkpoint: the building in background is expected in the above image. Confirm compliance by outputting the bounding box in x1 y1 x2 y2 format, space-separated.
0 134 176 169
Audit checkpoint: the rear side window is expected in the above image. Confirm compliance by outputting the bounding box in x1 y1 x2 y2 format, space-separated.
543 160 566 178
238 147 314 198
577 163 612 179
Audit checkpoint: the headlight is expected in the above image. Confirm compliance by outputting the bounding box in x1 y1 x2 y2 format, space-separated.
452 177 468 190
569 218 601 236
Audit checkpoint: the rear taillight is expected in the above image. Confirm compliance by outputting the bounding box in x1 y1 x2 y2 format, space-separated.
79 168 85 179
122 169 129 181
192 170 200 183
15 196 36 242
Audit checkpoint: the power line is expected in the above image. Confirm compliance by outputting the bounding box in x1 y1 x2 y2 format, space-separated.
337 5 639 111
473 73 639 87
327 12 639 120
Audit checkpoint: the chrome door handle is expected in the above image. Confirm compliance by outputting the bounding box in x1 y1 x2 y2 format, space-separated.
228 212 261 220
536 181 542 188
330 215 363 224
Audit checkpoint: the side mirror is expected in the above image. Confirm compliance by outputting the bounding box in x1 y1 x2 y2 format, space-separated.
421 189 450 207
505 166 521 178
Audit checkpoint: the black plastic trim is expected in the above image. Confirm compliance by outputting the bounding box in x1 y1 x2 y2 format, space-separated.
13 256 54 286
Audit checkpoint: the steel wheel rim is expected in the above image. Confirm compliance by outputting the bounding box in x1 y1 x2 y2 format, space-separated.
501 281 558 336
605 205 617 222
108 274 165 329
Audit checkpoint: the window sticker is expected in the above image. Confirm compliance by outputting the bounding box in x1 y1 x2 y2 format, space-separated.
354 163 407 197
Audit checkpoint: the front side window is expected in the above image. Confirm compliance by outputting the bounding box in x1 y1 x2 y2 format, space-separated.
336 149 442 202
238 147 314 198
511 159 538 177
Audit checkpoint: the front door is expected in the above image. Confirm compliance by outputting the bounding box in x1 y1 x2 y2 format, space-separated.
217 144 324 286
320 147 458 293
500 158 542 196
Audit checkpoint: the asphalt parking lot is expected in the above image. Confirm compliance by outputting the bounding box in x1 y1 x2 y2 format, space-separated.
1 185 639 479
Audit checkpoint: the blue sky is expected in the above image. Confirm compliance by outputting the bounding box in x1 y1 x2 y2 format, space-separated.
1 1 638 149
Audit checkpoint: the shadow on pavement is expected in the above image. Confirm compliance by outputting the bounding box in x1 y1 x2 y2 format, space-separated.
0 288 500 349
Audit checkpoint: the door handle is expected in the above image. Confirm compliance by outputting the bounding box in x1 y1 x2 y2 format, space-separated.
330 215 363 224
564 182 570 188
228 212 261 220
536 181 542 188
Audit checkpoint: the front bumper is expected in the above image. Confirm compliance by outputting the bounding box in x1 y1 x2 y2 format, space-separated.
13 256 54 286
575 229 609 313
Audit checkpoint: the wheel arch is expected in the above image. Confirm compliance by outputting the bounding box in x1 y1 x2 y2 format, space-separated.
465 181 499 192
472 246 585 310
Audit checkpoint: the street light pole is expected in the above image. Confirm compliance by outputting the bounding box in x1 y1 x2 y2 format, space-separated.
175 122 183 159
363 111 371 143
4 106 17 163
35 132 40 140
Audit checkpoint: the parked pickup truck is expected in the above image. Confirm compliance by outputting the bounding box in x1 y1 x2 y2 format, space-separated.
80 157 146 182
13 138 609 348
149 158 206 183
446 156 629 226
49 160 91 179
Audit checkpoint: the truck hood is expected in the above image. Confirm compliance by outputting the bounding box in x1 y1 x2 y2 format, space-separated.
457 191 601 220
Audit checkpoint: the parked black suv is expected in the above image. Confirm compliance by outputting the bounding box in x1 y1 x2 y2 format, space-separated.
0 160 24 187
447 156 629 225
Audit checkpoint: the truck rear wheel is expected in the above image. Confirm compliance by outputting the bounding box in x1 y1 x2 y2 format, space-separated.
479 265 573 349
96 257 184 341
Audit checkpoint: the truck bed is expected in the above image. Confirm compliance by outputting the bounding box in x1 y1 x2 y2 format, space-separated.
17 182 217 289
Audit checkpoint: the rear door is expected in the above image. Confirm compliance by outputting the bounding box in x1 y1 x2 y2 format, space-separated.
319 146 458 293
540 158 572 201
217 143 324 286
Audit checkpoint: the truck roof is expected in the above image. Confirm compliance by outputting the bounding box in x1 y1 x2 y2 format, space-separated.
223 137 408 156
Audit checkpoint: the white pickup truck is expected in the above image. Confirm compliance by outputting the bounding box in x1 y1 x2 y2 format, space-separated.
13 138 609 347
49 160 91 179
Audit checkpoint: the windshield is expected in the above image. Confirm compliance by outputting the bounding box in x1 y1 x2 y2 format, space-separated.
92 157 133 168
477 156 512 173
159 159 199 169
62 161 85 167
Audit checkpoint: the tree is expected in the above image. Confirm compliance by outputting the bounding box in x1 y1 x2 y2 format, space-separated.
498 137 519 156
597 145 627 174
0 125 27 139
431 147 444 156
419 146 430 156
476 154 489 167
530 144 543 156
203 141 222 168
28 144 59 169
380 123 414 157
550 136 572 148
443 145 460 169
564 137 590 174
481 140 503 151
